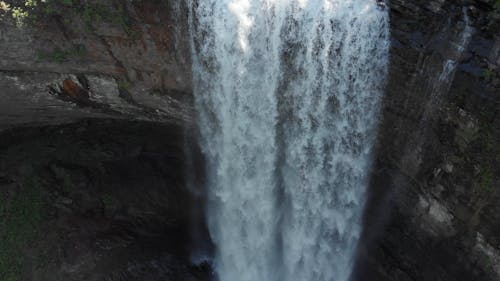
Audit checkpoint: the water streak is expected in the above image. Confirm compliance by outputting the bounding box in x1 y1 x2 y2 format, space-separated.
188 1 390 280
438 8 473 85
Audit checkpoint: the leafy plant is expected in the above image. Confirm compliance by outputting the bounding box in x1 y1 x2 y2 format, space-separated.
11 6 29 26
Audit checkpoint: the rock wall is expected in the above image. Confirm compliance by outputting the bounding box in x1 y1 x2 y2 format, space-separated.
0 2 210 280
0 0 499 280
0 0 193 129
355 1 500 280
0 119 211 281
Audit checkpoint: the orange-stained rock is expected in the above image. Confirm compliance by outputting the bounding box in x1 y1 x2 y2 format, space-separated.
63 79 89 100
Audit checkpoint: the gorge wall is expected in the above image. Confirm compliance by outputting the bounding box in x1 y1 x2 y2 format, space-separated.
0 0 193 130
0 0 499 280
355 0 500 280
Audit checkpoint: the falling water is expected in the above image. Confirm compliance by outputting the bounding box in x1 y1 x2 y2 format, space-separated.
188 1 389 281
438 8 473 85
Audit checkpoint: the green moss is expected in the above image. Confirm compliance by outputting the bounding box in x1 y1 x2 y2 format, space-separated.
474 121 498 195
479 167 494 193
81 4 128 31
484 68 496 82
150 88 165 97
117 79 132 91
101 194 115 206
50 165 73 193
0 177 47 281
100 193 117 208
37 44 86 63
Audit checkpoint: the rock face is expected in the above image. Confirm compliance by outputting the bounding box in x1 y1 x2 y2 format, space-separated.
354 1 500 281
0 2 209 280
0 0 499 281
0 119 211 281
0 0 192 130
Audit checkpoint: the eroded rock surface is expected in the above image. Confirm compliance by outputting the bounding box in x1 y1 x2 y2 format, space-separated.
355 1 500 281
0 119 211 281
0 0 499 280
0 0 192 129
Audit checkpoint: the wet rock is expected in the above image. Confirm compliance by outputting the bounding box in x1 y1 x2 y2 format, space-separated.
355 0 500 281
443 162 454 173
0 0 497 280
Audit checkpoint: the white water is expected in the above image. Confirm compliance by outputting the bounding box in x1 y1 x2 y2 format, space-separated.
188 1 389 281
438 8 473 84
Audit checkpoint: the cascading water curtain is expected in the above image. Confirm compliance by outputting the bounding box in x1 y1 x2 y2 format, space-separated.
188 1 389 281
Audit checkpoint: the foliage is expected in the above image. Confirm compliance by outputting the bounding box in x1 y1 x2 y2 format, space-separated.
80 3 131 32
0 1 10 12
5 0 135 35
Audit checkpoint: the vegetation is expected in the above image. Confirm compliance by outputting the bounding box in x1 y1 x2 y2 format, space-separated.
474 122 499 195
0 1 9 12
37 44 86 63
79 2 133 34
479 167 495 193
483 67 497 82
0 177 46 281
2 0 135 35
100 193 115 206
117 79 132 91
1 0 143 63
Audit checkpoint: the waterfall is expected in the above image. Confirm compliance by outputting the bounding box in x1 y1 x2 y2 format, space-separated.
187 1 389 281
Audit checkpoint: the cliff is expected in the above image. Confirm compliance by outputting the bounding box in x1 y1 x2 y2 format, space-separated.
0 0 498 280
0 1 209 280
355 0 500 280
0 0 192 130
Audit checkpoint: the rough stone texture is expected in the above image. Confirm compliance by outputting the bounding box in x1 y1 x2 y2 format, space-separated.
0 2 205 280
354 1 500 281
0 119 211 281
0 0 193 129
0 0 499 280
